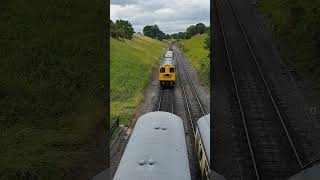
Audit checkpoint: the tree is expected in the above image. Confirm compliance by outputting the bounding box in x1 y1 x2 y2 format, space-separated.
205 26 210 33
195 23 206 34
143 24 165 40
143 25 156 38
185 25 197 39
115 20 134 39
110 19 134 40
177 32 186 39
110 20 117 37
171 33 178 39
157 31 165 40
204 35 210 50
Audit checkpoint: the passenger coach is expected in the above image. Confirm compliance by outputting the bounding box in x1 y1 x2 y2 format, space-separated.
195 114 210 180
113 111 191 180
165 50 173 58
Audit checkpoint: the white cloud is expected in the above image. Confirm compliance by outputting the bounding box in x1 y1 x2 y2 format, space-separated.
110 0 210 34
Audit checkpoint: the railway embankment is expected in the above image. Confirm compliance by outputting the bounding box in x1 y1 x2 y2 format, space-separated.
110 33 165 126
259 0 320 89
178 34 210 87
0 1 106 179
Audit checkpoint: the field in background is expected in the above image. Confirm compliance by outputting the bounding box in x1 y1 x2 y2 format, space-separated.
178 34 210 86
110 33 165 126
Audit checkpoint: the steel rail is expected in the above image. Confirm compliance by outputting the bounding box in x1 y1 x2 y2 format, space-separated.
175 48 207 180
171 92 174 113
176 51 207 117
177 63 196 136
157 88 164 111
215 0 260 179
110 125 129 158
157 88 175 114
177 71 198 180
178 49 211 174
225 0 303 169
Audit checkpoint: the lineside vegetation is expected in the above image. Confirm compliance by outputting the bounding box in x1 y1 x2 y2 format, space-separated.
178 33 210 86
0 0 106 179
110 33 165 125
259 0 320 86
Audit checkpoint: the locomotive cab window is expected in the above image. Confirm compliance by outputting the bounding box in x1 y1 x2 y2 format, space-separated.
160 68 165 73
170 68 175 72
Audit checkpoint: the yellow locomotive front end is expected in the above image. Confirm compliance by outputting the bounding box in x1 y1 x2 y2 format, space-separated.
159 64 176 87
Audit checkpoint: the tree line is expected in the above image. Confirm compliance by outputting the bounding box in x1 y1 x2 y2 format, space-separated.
143 25 167 41
110 19 134 39
169 23 209 40
109 19 209 48
142 22 209 41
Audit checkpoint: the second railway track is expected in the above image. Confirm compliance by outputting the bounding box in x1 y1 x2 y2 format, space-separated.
173 45 207 180
215 0 305 179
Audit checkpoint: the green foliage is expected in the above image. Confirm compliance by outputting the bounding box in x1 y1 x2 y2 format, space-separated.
204 30 210 50
0 0 106 179
205 26 210 33
204 36 210 50
171 33 178 39
110 33 165 125
185 25 198 39
178 34 210 86
110 19 134 39
259 0 320 83
177 32 186 39
143 25 165 40
195 23 206 34
170 32 186 40
143 25 155 38
170 23 209 40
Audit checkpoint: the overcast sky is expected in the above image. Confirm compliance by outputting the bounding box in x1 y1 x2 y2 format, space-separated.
110 0 210 34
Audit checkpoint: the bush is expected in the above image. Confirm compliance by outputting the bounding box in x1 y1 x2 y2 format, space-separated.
259 0 320 81
143 25 165 40
110 19 134 39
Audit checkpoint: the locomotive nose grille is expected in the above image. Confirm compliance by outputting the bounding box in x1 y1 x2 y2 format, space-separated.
164 74 171 77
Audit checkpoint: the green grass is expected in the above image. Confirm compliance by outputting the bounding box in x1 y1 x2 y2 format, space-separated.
110 33 165 126
0 0 106 179
178 34 210 86
259 0 320 86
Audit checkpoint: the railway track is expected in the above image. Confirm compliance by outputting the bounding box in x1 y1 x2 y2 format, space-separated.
175 48 207 126
157 88 175 113
215 0 304 179
173 45 207 180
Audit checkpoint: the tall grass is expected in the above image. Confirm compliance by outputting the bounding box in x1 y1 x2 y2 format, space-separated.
0 0 106 179
178 34 210 86
259 0 320 86
110 33 165 126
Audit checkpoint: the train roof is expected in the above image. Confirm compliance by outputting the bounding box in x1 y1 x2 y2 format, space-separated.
287 163 320 180
197 114 210 162
113 111 191 180
161 57 174 66
165 50 173 54
165 51 173 57
210 169 227 180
